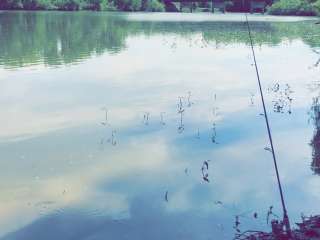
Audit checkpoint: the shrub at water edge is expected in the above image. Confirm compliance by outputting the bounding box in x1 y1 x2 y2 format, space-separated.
268 0 320 16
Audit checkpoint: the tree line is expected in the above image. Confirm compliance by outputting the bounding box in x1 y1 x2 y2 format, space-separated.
0 0 165 11
0 0 319 16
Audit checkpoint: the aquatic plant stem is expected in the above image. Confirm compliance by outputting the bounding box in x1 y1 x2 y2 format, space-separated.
245 14 291 236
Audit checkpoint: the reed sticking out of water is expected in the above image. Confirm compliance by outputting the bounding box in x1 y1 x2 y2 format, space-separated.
160 112 166 125
109 130 117 146
187 91 193 107
211 123 218 144
201 160 210 182
99 129 117 148
266 206 279 224
196 128 200 139
312 49 320 68
143 112 150 126
101 108 109 126
212 107 219 118
234 215 241 233
249 92 255 107
177 97 185 133
212 93 217 102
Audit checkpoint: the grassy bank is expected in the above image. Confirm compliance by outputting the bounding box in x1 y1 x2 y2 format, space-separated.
267 0 320 16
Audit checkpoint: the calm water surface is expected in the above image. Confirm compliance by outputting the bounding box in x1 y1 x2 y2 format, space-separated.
0 11 320 240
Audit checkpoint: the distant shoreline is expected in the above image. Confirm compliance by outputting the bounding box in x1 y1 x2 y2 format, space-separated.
0 10 319 22
0 0 319 16
0 10 320 18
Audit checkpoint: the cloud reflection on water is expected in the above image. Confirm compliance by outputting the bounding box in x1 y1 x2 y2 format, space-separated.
0 12 320 240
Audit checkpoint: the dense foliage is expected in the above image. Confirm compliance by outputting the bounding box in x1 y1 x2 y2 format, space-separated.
0 0 164 11
1 0 320 16
268 0 320 15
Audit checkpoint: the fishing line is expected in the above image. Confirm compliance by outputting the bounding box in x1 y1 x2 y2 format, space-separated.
244 14 291 235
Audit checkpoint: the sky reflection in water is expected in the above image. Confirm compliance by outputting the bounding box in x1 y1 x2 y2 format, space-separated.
0 12 320 240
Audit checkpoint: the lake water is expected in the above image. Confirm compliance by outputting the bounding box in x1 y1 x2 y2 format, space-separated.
0 11 320 240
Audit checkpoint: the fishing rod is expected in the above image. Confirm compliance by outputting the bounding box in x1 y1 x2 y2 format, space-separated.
244 14 291 236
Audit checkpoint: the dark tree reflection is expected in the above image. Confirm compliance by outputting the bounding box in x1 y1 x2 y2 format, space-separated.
310 97 320 175
1 12 320 69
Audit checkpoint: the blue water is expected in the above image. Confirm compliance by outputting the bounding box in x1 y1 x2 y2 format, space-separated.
0 11 320 240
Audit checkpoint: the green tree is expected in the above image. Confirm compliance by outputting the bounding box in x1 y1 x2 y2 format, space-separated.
268 0 319 15
52 0 82 10
142 0 164 11
83 0 109 10
0 0 23 9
